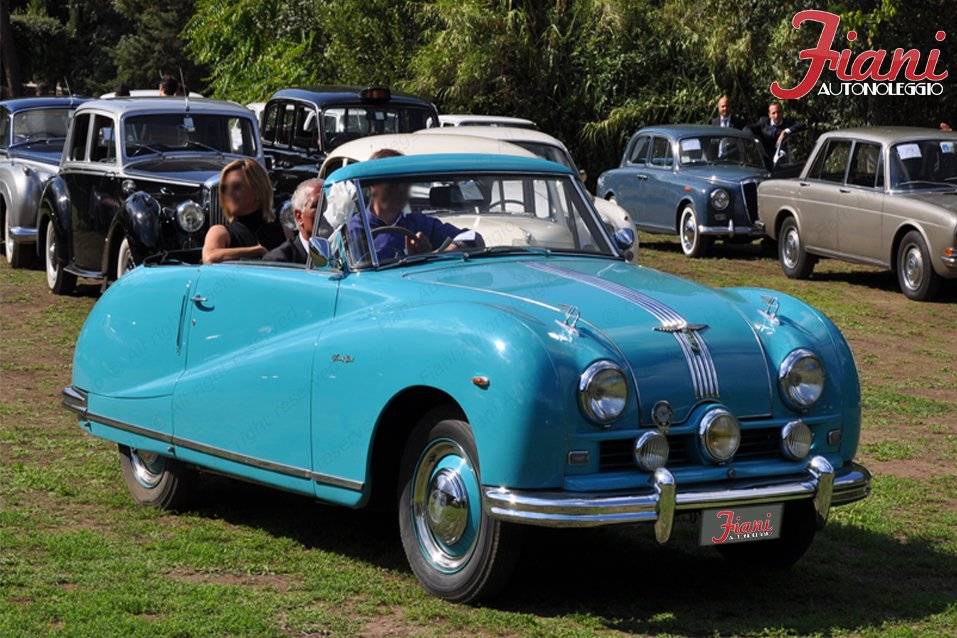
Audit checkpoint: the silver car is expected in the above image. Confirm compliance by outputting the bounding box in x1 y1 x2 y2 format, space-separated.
758 127 957 300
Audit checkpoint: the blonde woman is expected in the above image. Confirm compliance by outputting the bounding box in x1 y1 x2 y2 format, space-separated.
202 159 285 264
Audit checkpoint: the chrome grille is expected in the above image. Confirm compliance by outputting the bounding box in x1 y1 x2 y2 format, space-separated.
598 427 780 472
206 184 224 227
741 180 758 222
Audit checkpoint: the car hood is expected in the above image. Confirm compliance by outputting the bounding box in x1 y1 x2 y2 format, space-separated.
901 191 957 217
404 256 773 423
124 156 236 185
679 164 770 184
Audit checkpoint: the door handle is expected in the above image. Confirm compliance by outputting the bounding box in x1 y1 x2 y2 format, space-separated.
191 294 207 303
838 188 851 193
799 182 810 187
636 174 648 180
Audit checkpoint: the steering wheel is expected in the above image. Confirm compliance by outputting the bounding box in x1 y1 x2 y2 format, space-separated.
489 198 525 211
371 226 417 239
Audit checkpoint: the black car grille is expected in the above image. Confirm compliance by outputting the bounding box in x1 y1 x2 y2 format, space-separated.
741 181 758 222
598 427 781 472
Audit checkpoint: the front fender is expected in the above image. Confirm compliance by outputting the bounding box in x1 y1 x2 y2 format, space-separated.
37 176 72 262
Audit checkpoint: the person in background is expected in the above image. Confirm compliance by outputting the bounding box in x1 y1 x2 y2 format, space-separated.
158 74 179 97
263 178 323 264
202 159 285 264
940 122 953 132
114 84 131 97
750 101 806 168
711 95 746 129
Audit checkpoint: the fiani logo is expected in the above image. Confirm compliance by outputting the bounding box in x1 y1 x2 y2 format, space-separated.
771 10 948 99
710 509 776 544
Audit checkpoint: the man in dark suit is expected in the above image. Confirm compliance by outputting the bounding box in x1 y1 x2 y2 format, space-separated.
711 95 746 129
749 101 806 168
263 178 323 264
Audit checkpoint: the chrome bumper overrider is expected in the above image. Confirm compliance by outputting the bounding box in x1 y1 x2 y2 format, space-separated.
698 224 764 237
8 226 38 242
482 456 871 543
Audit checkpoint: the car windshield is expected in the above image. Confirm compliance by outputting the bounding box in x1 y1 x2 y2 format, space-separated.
678 135 765 168
324 171 615 268
511 141 577 171
322 106 436 150
889 140 957 190
123 113 257 159
11 108 72 145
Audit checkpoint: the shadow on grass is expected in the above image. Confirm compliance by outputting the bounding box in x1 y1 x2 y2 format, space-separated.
188 477 955 636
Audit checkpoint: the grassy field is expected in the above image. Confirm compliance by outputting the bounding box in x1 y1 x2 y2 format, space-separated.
1 236 955 637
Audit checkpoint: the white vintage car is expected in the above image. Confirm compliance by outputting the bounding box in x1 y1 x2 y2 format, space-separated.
417 126 636 237
436 114 538 130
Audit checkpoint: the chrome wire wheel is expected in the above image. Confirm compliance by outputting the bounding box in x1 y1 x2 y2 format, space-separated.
901 245 923 291
410 438 481 574
680 208 697 254
129 449 167 489
45 220 58 289
782 226 800 270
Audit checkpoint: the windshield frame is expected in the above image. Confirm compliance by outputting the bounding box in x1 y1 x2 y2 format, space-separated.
330 169 621 271
887 139 957 193
676 134 766 169
119 111 260 164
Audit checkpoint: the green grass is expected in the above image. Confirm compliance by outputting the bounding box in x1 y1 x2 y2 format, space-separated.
1 237 956 637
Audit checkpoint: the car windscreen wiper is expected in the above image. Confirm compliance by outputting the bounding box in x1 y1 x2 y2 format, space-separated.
9 136 65 148
183 140 224 157
377 250 468 270
127 143 167 158
469 245 553 258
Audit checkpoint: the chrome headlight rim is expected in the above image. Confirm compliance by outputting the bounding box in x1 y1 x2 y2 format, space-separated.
698 407 741 464
778 348 825 411
175 199 205 233
578 360 628 427
709 188 730 211
781 419 813 461
633 430 670 472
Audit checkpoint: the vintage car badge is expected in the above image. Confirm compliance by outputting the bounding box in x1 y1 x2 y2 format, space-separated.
652 400 674 430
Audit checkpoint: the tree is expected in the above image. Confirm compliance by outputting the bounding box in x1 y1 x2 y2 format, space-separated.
0 0 22 96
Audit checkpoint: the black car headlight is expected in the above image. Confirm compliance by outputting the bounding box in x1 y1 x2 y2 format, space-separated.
778 349 825 410
176 200 205 233
710 188 730 210
578 360 628 426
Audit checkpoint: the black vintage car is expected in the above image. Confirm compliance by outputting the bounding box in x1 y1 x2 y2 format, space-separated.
37 97 263 294
260 86 439 200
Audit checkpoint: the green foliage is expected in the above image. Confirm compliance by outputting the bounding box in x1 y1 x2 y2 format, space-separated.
10 12 69 88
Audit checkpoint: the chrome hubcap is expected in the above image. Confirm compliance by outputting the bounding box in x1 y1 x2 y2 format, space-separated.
680 209 696 252
902 245 923 290
783 227 800 269
411 439 480 573
130 449 166 489
118 240 135 277
45 221 57 287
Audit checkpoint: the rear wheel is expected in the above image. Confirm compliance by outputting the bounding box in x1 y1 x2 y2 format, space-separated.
116 236 135 280
778 217 816 279
678 205 711 258
398 410 522 602
896 230 941 301
714 499 817 570
118 445 196 509
45 219 76 295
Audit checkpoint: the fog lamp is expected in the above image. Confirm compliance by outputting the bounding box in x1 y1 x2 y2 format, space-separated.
781 420 813 460
633 431 669 472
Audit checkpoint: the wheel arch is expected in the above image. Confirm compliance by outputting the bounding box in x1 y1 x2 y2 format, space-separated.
675 196 695 232
773 206 799 240
35 177 71 262
888 222 929 273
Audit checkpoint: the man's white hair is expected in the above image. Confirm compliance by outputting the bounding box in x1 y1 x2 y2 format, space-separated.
291 178 324 212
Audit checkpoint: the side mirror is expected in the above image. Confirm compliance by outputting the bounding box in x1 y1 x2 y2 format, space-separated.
278 199 296 231
613 227 636 251
307 236 331 269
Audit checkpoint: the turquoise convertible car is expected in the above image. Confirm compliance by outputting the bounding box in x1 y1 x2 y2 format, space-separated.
64 154 871 602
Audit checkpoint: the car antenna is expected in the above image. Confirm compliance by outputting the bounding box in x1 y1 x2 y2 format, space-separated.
179 68 195 132
62 77 72 97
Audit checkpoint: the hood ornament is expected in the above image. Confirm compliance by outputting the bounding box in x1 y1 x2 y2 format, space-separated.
652 401 674 432
759 295 780 330
654 322 708 353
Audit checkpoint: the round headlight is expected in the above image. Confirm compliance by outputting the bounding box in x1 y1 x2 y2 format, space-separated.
176 200 205 233
578 360 628 426
699 408 741 463
710 188 730 210
781 420 813 460
778 349 825 410
633 430 669 471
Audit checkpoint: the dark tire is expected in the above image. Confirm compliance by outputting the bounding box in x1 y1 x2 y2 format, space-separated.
760 237 778 257
398 409 523 602
44 219 76 295
118 444 196 510
778 217 816 279
896 230 942 301
678 204 712 258
116 236 135 280
714 499 817 570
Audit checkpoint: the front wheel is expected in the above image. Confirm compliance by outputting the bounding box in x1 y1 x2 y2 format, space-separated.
116 236 136 280
714 499 817 570
118 445 196 509
398 411 522 602
678 205 712 258
778 217 816 279
44 219 76 295
896 230 942 301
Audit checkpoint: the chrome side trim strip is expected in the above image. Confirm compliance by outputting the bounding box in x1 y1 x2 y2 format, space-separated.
61 386 89 415
483 457 870 530
8 226 39 242
526 262 720 399
64 394 363 492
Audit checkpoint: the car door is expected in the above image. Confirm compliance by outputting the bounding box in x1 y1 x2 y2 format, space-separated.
87 114 123 273
614 135 651 226
798 138 852 252
839 141 886 262
645 136 677 230
60 113 100 271
171 263 340 494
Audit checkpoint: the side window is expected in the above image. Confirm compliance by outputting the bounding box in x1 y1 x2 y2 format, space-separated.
68 114 91 161
89 115 117 163
847 142 882 187
261 103 280 144
276 103 295 147
292 106 318 151
0 110 9 149
650 137 673 168
817 140 851 183
628 136 650 164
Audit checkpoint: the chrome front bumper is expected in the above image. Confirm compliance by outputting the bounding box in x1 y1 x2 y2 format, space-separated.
482 456 870 543
698 221 764 237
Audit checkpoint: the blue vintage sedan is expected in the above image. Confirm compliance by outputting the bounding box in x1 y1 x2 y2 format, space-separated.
597 125 771 257
64 153 870 602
